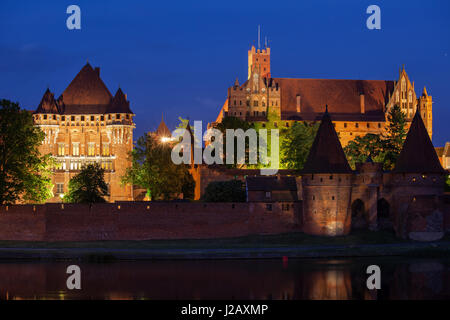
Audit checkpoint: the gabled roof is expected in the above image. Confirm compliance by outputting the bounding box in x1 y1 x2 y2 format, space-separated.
394 111 445 174
302 107 352 174
35 88 59 114
107 88 132 114
270 78 394 121
155 114 171 137
246 176 297 192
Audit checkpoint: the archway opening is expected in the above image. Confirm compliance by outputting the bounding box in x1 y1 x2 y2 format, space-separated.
351 199 366 229
377 198 392 230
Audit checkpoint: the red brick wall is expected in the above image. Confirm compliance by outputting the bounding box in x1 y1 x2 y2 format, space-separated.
0 202 298 241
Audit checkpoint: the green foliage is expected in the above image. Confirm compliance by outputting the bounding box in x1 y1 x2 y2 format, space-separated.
0 99 53 204
202 180 246 202
122 134 195 200
280 121 319 169
214 116 254 168
445 175 450 193
344 134 385 169
383 104 408 170
64 163 108 204
344 105 407 170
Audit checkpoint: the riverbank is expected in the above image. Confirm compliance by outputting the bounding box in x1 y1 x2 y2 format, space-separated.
0 231 449 261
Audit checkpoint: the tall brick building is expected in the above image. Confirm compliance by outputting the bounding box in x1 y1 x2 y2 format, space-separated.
33 63 135 202
215 45 433 146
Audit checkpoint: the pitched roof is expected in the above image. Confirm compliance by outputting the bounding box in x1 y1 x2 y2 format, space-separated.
34 63 133 115
35 88 60 114
393 111 445 174
246 176 297 192
58 63 112 108
155 114 171 136
107 88 132 114
270 78 394 122
302 107 352 174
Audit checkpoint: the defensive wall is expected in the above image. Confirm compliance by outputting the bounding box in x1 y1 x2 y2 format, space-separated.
0 202 300 241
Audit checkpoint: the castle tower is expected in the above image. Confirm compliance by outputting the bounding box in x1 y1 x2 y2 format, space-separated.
419 86 433 139
248 45 270 79
33 63 135 203
301 107 353 236
391 109 445 240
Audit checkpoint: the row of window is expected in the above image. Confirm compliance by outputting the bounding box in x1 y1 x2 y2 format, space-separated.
55 183 110 194
232 99 279 107
57 143 110 156
54 159 113 171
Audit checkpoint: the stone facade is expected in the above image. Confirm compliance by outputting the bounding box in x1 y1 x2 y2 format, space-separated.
33 63 135 202
215 45 433 146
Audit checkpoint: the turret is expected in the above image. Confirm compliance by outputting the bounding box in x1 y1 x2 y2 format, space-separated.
301 106 353 236
390 109 445 240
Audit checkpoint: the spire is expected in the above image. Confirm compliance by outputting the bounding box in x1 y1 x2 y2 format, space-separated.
155 114 171 137
393 110 445 174
35 88 59 114
302 106 352 174
422 86 428 96
234 77 240 87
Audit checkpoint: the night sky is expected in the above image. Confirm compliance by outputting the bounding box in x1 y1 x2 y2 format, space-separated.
1 0 449 146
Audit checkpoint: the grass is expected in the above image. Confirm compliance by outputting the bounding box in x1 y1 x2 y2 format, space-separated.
0 230 417 250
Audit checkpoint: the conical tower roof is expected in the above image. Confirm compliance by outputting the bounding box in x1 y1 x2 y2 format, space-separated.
107 87 132 114
155 114 171 137
35 88 60 114
302 106 352 174
393 110 445 174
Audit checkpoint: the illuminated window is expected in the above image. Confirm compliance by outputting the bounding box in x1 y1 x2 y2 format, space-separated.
102 143 110 156
58 143 65 156
56 183 64 194
72 143 79 156
70 160 81 170
101 160 113 171
88 143 95 156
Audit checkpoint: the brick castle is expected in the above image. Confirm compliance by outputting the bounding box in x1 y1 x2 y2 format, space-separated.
21 44 448 241
214 45 433 146
33 63 135 202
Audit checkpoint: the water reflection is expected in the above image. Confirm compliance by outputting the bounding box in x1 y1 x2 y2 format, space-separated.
0 258 449 300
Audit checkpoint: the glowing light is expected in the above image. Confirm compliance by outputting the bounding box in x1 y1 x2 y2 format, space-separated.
160 136 171 143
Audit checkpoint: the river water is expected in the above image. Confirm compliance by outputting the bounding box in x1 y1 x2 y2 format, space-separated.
0 257 449 300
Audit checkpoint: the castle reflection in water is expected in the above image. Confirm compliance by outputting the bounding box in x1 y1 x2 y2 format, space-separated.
0 258 449 300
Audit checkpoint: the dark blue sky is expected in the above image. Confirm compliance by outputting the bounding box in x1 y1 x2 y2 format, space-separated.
1 0 449 146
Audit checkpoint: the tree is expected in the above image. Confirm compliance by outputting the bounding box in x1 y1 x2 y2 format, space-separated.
343 105 407 170
445 175 450 193
214 116 254 168
122 133 195 200
202 180 246 202
344 134 385 169
383 104 408 170
0 99 53 204
64 163 108 203
280 121 319 169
